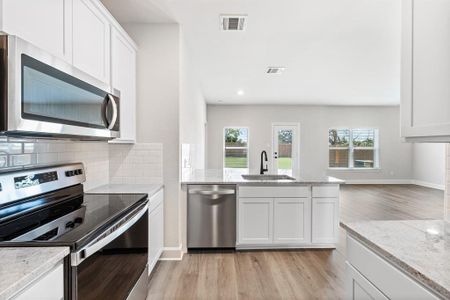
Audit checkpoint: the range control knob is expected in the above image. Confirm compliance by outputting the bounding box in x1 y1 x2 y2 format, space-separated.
65 221 75 229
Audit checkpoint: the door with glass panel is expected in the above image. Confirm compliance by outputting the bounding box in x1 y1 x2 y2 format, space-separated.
272 124 299 176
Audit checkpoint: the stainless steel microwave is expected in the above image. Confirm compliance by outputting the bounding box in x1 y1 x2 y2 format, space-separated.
0 35 120 140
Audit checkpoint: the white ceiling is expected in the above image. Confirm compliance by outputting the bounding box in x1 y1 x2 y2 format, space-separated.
102 0 402 106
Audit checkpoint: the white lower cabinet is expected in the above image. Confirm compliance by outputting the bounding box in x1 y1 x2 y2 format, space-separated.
14 262 64 300
237 185 338 249
346 262 388 300
238 198 273 244
273 198 311 244
346 236 438 300
312 197 339 244
148 189 164 275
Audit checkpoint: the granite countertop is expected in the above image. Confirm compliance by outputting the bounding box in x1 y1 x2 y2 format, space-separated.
0 247 69 300
87 183 163 197
181 169 344 185
341 220 450 299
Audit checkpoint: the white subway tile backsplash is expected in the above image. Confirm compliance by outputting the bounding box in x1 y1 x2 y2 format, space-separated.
0 138 163 190
0 156 7 168
0 137 109 189
10 154 36 166
109 143 163 185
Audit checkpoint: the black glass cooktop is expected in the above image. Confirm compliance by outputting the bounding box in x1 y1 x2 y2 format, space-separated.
0 185 148 250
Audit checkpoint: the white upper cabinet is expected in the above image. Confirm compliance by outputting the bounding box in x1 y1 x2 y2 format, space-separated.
72 0 111 84
110 28 137 143
0 0 72 61
401 0 450 141
0 0 137 141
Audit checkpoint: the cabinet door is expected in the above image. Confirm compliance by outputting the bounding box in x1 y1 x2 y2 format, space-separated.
238 198 273 244
148 190 164 274
401 0 450 140
1 0 72 61
273 198 311 244
72 0 110 83
110 28 136 143
346 262 388 300
312 197 339 244
149 202 164 273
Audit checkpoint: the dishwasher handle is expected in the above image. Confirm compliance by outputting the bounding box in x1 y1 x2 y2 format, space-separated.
188 189 235 196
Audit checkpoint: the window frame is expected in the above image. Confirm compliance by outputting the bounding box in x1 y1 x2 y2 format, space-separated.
328 128 380 170
223 127 250 170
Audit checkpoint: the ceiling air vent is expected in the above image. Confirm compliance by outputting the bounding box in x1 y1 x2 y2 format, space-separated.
221 15 247 31
266 67 286 74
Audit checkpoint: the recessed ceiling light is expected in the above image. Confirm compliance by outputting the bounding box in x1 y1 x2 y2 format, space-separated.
237 89 244 96
220 15 247 31
266 67 286 74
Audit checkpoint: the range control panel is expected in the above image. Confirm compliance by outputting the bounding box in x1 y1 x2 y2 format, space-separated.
14 171 58 189
65 169 83 177
0 163 86 205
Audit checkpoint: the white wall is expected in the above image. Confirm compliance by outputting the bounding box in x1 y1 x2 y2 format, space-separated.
413 143 445 189
179 29 207 171
125 24 181 257
207 105 413 182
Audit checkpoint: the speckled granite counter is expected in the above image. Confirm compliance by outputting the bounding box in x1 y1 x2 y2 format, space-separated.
0 247 69 300
182 169 344 185
87 184 163 197
341 220 450 299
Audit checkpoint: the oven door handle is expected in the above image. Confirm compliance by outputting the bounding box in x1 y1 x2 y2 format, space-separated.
70 202 148 266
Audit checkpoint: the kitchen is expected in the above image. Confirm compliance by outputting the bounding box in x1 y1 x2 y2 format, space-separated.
0 0 449 299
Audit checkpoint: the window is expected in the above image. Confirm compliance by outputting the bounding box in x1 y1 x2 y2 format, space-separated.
224 128 249 169
329 128 379 169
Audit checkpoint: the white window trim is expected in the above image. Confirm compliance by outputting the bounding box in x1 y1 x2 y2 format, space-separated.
328 128 380 170
223 127 249 169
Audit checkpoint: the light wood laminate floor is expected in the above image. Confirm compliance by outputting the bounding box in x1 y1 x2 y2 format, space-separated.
147 185 444 300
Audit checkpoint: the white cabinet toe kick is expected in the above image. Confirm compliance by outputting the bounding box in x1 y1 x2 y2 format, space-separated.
236 184 340 250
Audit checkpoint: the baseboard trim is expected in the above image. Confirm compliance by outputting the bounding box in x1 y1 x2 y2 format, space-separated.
344 179 413 185
344 179 444 190
160 245 184 261
412 180 445 190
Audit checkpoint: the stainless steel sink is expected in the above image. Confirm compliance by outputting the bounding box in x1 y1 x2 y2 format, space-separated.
241 174 296 181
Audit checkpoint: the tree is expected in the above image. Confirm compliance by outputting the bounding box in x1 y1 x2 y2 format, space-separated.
329 129 349 146
225 128 246 146
278 130 292 144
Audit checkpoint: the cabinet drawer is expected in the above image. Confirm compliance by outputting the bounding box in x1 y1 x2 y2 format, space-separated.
346 262 388 300
347 236 438 299
312 185 339 198
15 262 64 300
239 186 310 198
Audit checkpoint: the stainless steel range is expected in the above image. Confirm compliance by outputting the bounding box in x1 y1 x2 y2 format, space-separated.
0 163 149 300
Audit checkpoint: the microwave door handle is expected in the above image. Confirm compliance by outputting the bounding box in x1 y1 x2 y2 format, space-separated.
107 94 118 130
70 202 149 266
101 96 110 128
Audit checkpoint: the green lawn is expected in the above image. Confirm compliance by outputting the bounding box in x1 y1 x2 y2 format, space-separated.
225 157 292 169
225 157 248 168
278 157 292 169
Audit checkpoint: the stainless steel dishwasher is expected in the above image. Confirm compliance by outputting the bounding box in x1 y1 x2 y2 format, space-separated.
187 185 236 249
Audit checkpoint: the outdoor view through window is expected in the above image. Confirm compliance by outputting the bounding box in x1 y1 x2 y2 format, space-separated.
224 128 249 171
329 128 378 169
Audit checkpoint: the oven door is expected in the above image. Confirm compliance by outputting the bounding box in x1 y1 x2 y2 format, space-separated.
1 35 120 140
69 202 149 300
